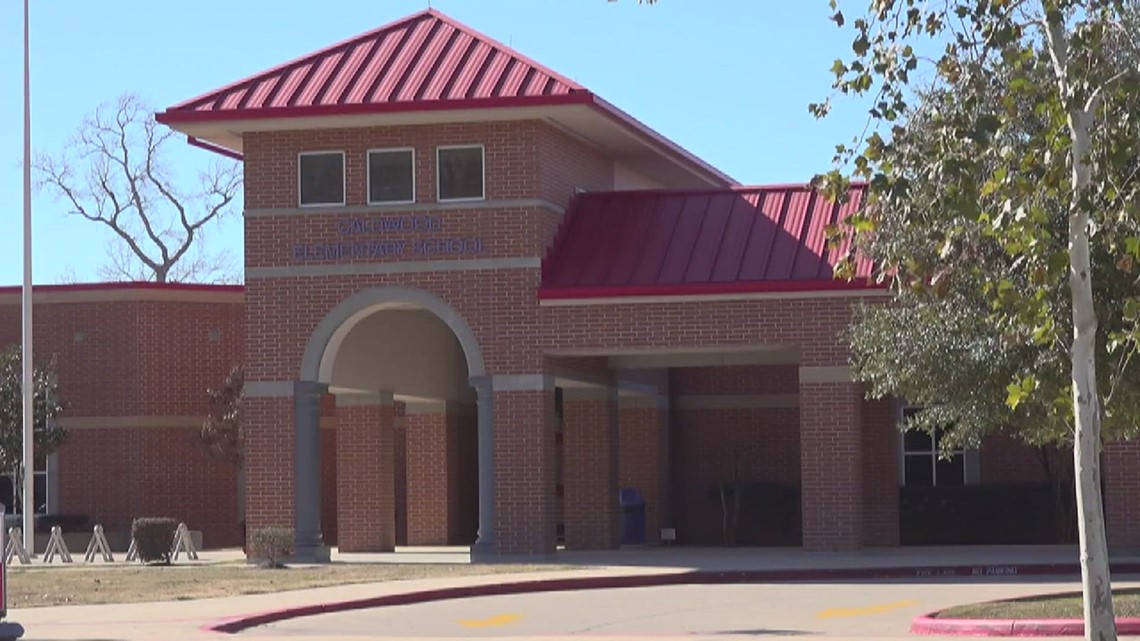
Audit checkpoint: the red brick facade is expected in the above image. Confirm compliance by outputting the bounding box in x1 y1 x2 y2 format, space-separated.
0 286 245 548
10 8 1140 557
336 400 396 552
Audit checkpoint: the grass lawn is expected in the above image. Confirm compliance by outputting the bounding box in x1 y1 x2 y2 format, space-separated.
939 589 1140 619
7 562 570 608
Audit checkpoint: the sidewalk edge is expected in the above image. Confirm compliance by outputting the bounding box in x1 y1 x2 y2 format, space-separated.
204 561 1140 634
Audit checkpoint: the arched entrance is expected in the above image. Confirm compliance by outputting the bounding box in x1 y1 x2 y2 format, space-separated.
298 287 491 554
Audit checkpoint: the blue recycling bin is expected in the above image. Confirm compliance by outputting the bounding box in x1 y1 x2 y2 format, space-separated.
619 487 646 546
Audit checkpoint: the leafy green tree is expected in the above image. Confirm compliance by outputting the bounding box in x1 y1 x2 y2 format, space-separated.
815 2 1140 638
0 347 67 514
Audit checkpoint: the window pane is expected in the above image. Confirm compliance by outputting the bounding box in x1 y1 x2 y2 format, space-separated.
0 476 12 514
904 455 934 486
903 429 933 453
438 147 484 200
368 150 415 203
33 473 47 514
299 153 344 205
935 455 965 486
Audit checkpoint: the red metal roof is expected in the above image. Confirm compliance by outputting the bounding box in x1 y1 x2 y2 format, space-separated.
159 9 587 120
155 9 736 187
539 185 876 299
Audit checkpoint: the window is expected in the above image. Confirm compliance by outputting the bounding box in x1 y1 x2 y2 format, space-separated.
0 451 49 514
437 145 485 201
298 151 345 207
368 149 415 204
901 407 965 487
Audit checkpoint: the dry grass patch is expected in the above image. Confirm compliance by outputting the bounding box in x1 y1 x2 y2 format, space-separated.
938 589 1140 619
7 562 574 608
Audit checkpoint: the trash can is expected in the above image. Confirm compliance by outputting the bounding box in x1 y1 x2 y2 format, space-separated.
619 487 646 546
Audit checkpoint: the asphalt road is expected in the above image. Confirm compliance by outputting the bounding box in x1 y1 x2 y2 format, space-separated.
243 577 1127 640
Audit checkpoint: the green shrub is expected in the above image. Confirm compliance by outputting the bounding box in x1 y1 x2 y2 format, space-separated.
250 527 293 568
131 517 178 565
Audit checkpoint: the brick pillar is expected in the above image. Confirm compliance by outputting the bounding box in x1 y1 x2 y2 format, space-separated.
619 396 669 544
861 396 900 546
799 371 864 550
491 377 556 557
563 388 620 550
244 393 296 549
405 402 462 546
1104 441 1140 547
336 392 396 553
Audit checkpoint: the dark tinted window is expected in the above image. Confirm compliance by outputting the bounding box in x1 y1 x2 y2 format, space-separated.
438 146 484 201
299 152 344 206
936 456 966 486
904 456 934 487
368 149 415 203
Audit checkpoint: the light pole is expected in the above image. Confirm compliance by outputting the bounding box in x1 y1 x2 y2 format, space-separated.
21 0 35 553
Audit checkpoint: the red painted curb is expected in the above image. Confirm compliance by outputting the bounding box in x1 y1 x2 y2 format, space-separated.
202 561 1140 635
911 613 1140 637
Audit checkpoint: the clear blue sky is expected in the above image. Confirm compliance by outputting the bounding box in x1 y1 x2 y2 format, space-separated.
0 0 867 286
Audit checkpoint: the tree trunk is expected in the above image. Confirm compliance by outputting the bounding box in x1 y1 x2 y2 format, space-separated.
1042 16 1117 638
1068 108 1117 641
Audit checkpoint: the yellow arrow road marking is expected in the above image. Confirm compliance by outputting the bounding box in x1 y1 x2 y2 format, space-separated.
459 613 523 628
817 600 918 619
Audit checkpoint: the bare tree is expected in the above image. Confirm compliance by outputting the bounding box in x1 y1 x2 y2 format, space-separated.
36 93 242 283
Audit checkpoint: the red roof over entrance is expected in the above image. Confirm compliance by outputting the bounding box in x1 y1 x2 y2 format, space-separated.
539 185 876 300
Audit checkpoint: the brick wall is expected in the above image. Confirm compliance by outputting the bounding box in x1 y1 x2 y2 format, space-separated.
0 287 243 548
980 434 1048 484
800 381 863 550
618 404 668 544
405 409 460 546
669 366 801 546
861 396 900 546
336 402 396 552
562 396 619 550
1104 441 1140 546
493 390 556 556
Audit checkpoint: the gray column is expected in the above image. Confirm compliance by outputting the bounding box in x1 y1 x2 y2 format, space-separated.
294 380 328 563
469 376 496 557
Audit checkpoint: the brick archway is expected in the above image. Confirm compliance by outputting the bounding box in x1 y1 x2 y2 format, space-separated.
296 285 491 554
300 285 485 383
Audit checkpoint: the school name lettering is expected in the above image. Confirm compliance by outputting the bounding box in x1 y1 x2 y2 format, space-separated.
292 214 484 261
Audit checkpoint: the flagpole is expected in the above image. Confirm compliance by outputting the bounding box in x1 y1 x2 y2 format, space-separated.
22 0 36 553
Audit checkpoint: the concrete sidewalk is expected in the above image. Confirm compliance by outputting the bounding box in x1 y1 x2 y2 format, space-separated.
7 545 1140 641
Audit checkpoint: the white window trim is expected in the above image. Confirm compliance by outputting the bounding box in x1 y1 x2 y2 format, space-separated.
897 403 980 486
436 144 486 203
366 147 417 206
297 150 347 208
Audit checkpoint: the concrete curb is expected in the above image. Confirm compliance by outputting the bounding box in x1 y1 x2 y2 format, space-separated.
203 561 1140 635
910 613 1140 637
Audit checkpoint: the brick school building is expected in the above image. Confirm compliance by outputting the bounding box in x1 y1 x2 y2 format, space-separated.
5 8 1140 557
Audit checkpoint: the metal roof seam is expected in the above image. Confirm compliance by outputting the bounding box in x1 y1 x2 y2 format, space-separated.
334 37 382 105
730 191 765 283
362 22 419 104
677 193 716 283
650 195 690 285
705 193 738 284
787 189 818 278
